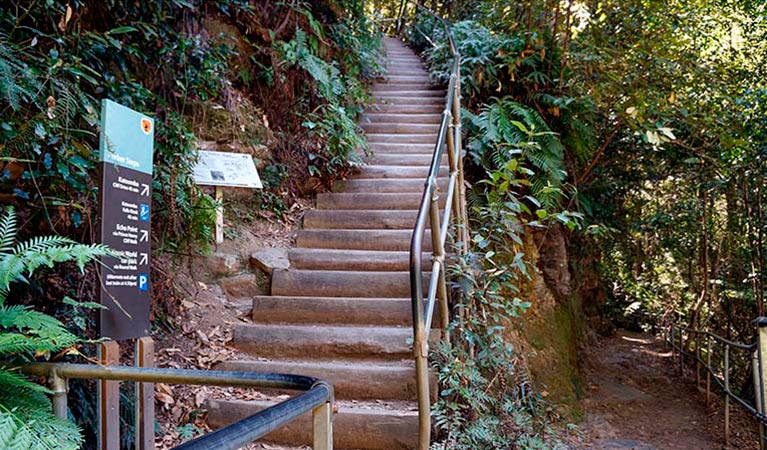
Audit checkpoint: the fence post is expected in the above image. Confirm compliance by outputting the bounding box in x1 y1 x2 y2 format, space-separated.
696 332 701 388
724 345 730 446
50 369 68 419
671 323 676 362
706 334 712 407
754 350 765 450
679 327 684 374
754 317 767 450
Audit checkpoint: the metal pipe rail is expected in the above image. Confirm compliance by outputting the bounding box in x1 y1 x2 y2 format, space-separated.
664 321 766 447
397 2 467 449
19 362 334 450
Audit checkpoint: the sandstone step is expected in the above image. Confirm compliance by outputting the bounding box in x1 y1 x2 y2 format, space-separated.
380 75 431 83
296 229 431 251
362 113 442 124
303 209 420 229
233 323 426 359
367 142 437 153
206 398 418 450
251 295 412 325
316 192 445 210
334 178 445 193
271 269 429 298
317 192 447 211
366 153 447 166
215 359 420 400
366 133 441 144
288 248 430 271
351 165 448 179
373 83 439 91
374 96 444 106
367 104 443 114
374 90 445 98
362 123 440 134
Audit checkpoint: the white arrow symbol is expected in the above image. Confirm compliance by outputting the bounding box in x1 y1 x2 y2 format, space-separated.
140 230 149 242
141 184 150 196
139 253 148 265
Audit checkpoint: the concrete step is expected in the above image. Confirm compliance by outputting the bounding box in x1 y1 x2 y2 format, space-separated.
367 142 437 154
316 192 444 210
271 269 429 298
216 359 420 400
362 113 442 124
303 209 420 229
366 153 446 166
333 178 444 193
296 229 431 251
362 123 440 134
366 133 440 144
206 398 418 450
351 165 448 179
288 248 429 271
251 295 412 325
367 104 443 114
233 323 426 359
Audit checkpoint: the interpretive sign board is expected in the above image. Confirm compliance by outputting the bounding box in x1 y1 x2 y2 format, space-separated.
192 150 263 188
192 150 262 243
97 99 154 340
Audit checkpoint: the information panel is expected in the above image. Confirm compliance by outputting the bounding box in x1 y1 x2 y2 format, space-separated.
192 150 263 188
98 99 154 340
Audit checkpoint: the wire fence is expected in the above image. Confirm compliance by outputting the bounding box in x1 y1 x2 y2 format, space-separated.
664 320 767 448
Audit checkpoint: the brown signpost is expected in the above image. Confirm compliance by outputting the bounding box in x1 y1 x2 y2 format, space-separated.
97 99 156 449
97 99 154 339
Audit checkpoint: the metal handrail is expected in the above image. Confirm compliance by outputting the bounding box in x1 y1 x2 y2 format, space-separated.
397 2 467 449
664 321 767 447
19 362 334 450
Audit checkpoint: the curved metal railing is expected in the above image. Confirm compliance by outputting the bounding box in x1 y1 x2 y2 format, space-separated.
19 362 334 450
665 320 767 447
396 2 468 449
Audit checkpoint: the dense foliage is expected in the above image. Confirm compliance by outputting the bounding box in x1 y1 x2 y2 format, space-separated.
383 0 767 446
0 0 383 446
0 207 109 448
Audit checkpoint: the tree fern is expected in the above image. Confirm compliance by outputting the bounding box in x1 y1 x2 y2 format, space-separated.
0 206 111 448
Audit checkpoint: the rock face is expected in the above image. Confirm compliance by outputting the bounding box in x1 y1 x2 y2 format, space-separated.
536 224 572 301
597 439 657 450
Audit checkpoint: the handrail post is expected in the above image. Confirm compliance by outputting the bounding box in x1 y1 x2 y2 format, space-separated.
428 179 449 343
452 56 468 253
50 368 68 419
725 345 730 446
312 393 334 450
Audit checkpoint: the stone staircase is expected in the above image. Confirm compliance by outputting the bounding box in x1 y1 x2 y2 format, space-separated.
206 37 443 450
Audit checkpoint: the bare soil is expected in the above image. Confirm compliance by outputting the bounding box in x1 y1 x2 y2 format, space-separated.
151 201 306 449
577 331 760 450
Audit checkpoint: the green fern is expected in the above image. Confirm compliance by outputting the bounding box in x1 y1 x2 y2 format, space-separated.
0 206 113 449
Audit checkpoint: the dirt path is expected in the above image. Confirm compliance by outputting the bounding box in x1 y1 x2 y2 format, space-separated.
580 331 760 450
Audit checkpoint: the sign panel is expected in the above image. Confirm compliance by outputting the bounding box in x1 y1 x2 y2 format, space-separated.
98 99 154 340
192 150 263 188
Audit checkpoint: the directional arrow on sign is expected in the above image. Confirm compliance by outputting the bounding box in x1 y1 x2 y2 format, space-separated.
139 253 148 265
140 230 149 242
141 183 150 196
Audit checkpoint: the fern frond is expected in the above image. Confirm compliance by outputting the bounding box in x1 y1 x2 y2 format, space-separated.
0 208 16 254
